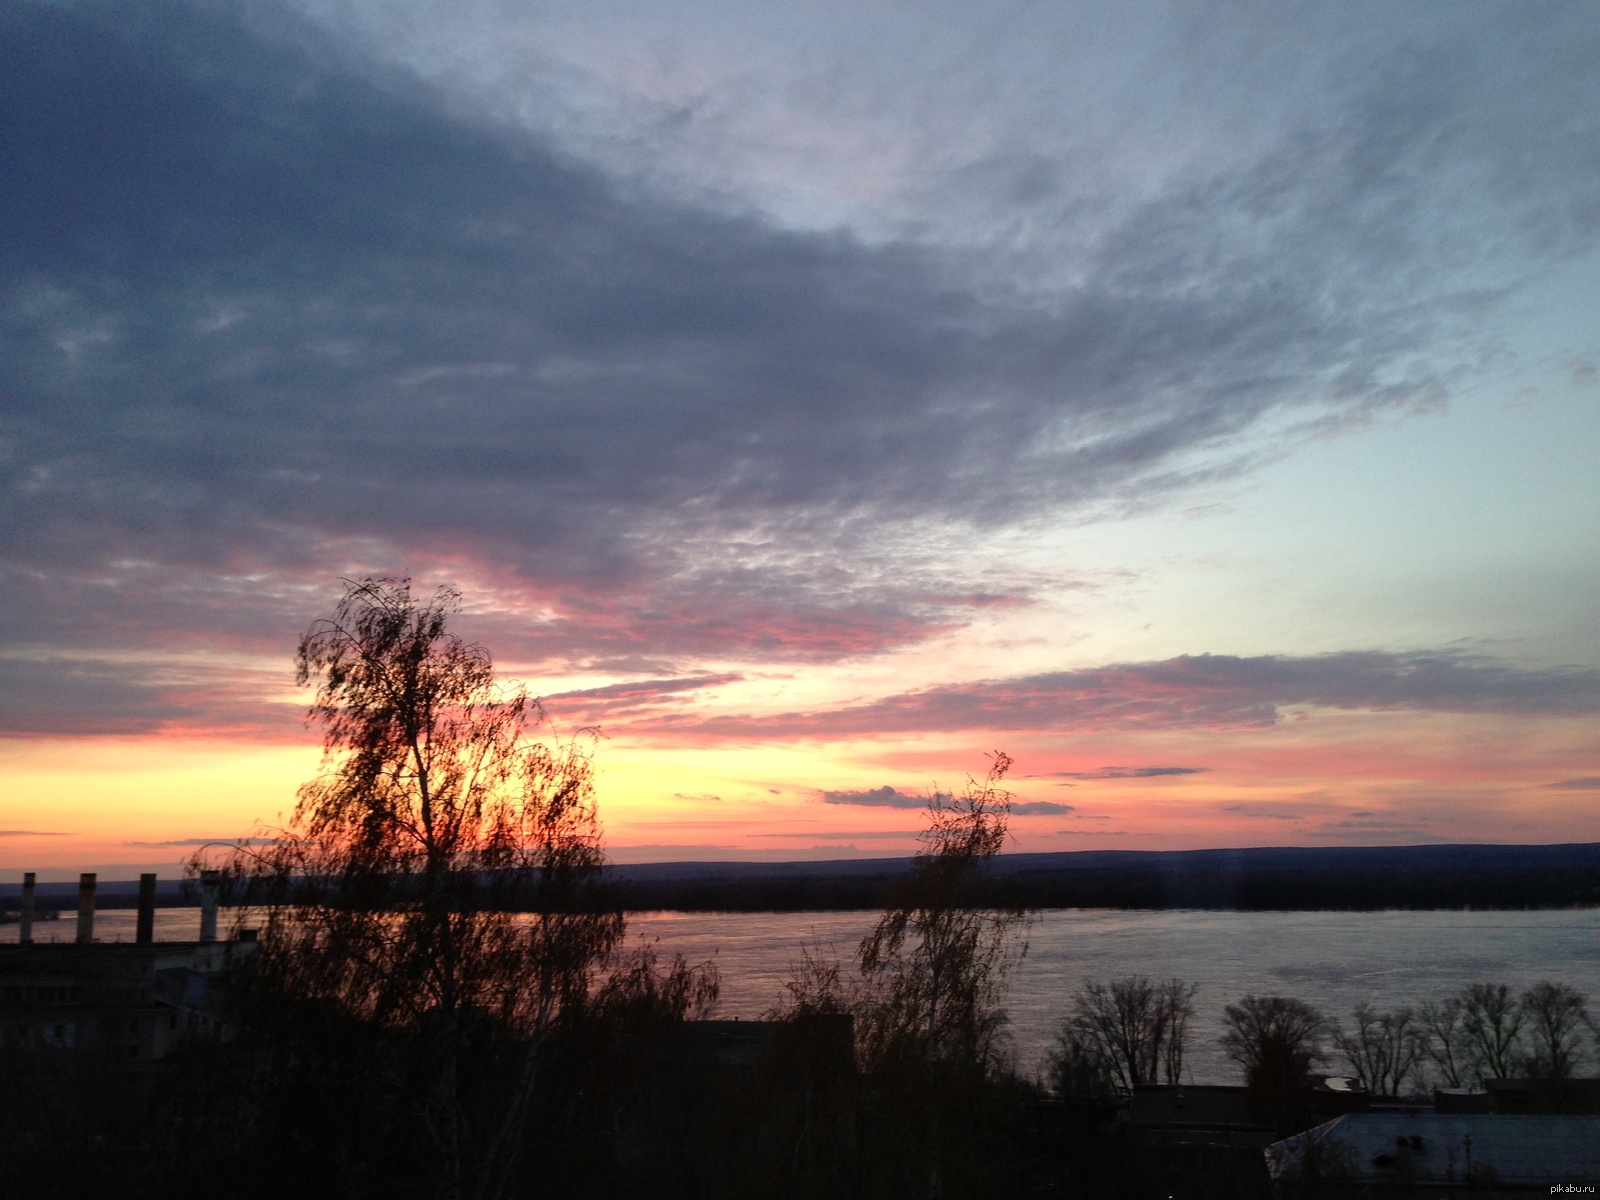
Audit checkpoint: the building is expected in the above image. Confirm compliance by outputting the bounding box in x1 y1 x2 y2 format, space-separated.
1128 1084 1279 1148
0 937 257 1061
1127 1076 1387 1148
1264 1112 1600 1196
0 870 256 1063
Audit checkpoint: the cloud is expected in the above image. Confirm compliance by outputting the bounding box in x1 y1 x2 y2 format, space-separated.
1545 777 1600 791
1221 803 1314 821
1044 766 1207 780
540 674 743 727
820 786 926 809
0 651 303 738
1 0 1594 709
548 676 744 704
120 836 272 848
762 830 921 840
1009 801 1076 816
0 830 66 837
662 651 1600 741
1306 816 1443 842
605 843 879 863
817 787 1069 815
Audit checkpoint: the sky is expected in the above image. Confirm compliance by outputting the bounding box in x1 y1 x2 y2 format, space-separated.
2 0 1597 879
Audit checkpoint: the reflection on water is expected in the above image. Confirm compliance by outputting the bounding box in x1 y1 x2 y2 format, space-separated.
628 908 1600 1083
11 905 1594 1083
1 909 206 945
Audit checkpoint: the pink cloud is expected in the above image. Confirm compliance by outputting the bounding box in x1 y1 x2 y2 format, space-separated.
612 652 1600 743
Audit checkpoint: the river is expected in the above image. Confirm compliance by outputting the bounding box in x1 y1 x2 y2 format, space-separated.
627 907 1600 1083
15 905 1596 1083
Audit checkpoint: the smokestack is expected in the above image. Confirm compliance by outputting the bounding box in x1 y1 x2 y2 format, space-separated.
77 872 96 944
199 870 220 943
20 872 35 945
137 873 157 944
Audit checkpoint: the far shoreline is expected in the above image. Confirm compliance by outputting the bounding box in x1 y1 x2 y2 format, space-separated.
6 842 1597 914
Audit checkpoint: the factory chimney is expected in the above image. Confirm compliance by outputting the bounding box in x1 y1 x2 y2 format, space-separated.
77 872 96 944
20 872 35 945
137 872 157 944
199 870 220 943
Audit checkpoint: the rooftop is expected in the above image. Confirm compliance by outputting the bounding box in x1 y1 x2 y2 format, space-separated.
1265 1113 1600 1189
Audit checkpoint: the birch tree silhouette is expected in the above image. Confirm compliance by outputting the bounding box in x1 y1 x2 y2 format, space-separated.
855 751 1032 1073
225 578 625 1200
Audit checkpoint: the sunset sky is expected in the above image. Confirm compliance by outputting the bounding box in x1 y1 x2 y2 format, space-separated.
3 0 1598 879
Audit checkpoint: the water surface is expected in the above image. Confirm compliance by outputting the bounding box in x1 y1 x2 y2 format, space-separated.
628 908 1600 1083
14 906 1594 1083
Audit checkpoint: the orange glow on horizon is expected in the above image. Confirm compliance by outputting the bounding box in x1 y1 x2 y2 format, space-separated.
4 703 1596 881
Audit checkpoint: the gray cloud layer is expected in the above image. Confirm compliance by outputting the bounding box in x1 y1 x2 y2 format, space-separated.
0 652 300 738
817 787 1072 816
662 652 1600 741
1045 766 1207 780
820 786 926 809
3 1 1598 709
121 836 272 847
1009 801 1077 816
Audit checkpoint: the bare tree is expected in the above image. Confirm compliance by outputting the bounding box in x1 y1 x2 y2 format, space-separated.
1331 1004 1426 1096
215 578 626 1200
1418 996 1470 1088
1460 982 1525 1083
855 751 1032 1073
1064 976 1198 1093
1047 1026 1119 1103
1160 977 1197 1086
1520 981 1590 1081
1221 995 1328 1099
769 756 1031 1199
590 938 722 1028
777 937 858 1021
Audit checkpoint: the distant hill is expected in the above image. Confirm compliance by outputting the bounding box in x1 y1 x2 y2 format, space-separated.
606 842 1600 912
7 843 1598 912
0 876 191 909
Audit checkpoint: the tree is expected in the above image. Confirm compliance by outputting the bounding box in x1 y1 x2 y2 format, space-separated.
1063 976 1198 1093
1418 996 1470 1088
219 578 625 1200
854 752 1032 1073
1520 981 1590 1081
1159 976 1197 1086
1047 1025 1121 1103
800 753 1035 1200
1221 995 1327 1100
1331 1003 1426 1096
1460 982 1524 1083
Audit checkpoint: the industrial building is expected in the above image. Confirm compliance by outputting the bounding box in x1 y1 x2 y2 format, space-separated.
1264 1112 1600 1196
0 870 256 1063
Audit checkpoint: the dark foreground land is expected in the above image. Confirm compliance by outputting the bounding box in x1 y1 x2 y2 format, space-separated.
608 842 1600 912
0 1011 1269 1200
